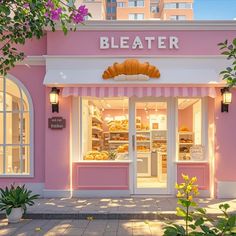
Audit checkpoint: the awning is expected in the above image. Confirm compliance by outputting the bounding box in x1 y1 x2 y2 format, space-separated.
62 86 217 98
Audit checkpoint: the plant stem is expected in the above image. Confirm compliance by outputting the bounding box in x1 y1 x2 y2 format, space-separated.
186 192 189 236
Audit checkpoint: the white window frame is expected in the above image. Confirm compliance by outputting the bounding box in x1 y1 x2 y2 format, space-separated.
128 0 145 8
0 74 34 177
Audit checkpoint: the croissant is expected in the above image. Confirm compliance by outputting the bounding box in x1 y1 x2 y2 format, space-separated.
102 59 160 79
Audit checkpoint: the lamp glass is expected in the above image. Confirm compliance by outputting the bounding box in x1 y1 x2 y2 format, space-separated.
50 91 59 104
223 91 232 105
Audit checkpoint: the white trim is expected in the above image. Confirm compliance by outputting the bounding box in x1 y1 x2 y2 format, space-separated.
17 56 45 66
72 190 130 197
74 160 132 163
44 55 227 59
51 20 236 31
0 74 34 177
217 182 236 198
43 189 72 198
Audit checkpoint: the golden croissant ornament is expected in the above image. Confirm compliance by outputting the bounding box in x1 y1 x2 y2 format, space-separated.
102 59 160 80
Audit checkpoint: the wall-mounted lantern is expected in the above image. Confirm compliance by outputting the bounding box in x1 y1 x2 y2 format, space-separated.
221 87 232 112
49 87 60 113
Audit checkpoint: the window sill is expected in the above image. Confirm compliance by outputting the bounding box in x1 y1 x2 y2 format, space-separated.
74 160 132 163
174 161 208 164
0 174 33 178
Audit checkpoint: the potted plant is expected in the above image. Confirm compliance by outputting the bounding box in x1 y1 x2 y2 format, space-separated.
0 184 39 223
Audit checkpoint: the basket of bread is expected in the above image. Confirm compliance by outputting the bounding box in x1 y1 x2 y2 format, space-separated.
84 151 109 160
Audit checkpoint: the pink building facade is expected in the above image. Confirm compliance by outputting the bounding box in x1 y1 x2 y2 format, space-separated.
1 21 236 198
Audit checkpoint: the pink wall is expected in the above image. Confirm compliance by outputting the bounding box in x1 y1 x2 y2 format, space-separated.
47 30 236 56
0 65 46 185
45 88 71 190
178 106 193 131
73 163 129 190
215 89 236 183
177 163 209 190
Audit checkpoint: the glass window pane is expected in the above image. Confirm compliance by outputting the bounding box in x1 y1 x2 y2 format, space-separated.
23 112 30 144
0 146 3 174
82 97 129 161
22 146 30 174
0 78 3 112
6 78 21 112
5 146 20 174
178 98 202 161
6 113 21 144
0 113 3 145
22 90 29 112
135 102 168 189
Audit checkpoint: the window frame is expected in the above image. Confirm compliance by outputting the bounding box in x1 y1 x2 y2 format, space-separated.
0 75 34 177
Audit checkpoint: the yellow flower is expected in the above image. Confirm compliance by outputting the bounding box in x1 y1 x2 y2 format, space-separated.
175 183 179 189
187 185 192 191
188 195 193 201
177 191 182 198
182 174 189 181
191 177 197 183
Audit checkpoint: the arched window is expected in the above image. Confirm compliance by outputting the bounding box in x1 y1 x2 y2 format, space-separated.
0 76 33 176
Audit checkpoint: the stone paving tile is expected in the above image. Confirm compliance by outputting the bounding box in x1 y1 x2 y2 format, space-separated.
0 219 168 236
63 227 85 236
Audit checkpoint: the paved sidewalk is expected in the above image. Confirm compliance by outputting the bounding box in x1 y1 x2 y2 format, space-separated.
7 197 236 220
0 218 168 236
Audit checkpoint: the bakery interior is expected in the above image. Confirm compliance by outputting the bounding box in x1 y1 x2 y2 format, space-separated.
81 97 201 188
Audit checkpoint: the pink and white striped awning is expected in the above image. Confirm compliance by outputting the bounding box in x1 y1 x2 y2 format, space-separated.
62 86 216 98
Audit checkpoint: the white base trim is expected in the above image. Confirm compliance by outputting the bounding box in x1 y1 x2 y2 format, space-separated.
73 190 130 198
199 190 210 198
43 189 72 198
217 181 236 198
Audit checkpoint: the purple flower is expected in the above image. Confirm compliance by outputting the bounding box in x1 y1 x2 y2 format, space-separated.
46 0 54 9
23 3 30 8
71 5 89 24
78 5 88 16
50 8 62 21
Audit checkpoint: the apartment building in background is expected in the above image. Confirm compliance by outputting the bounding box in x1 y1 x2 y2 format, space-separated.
77 0 194 20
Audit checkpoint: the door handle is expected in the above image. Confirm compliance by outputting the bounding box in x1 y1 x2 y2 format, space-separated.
132 135 135 151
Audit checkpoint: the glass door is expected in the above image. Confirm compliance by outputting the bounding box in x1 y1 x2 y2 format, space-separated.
133 100 169 194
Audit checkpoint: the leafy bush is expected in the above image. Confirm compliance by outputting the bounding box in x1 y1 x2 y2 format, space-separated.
0 184 39 215
163 174 236 236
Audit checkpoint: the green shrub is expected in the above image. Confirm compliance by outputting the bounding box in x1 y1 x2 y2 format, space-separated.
163 174 236 236
0 184 39 215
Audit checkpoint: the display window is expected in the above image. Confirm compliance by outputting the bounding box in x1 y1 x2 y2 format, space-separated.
0 77 32 175
177 98 203 161
81 97 129 161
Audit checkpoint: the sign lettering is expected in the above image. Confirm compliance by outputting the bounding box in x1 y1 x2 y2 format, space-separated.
48 117 66 129
100 36 179 50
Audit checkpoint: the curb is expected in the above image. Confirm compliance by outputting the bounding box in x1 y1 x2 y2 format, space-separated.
0 213 223 220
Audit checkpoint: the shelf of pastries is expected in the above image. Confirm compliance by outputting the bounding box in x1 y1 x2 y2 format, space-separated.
108 120 129 132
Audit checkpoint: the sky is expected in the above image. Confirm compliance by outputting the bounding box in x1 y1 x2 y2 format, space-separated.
194 0 236 20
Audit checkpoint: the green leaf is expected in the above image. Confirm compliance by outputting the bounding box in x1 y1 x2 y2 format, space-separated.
176 207 186 217
195 217 204 226
233 38 236 47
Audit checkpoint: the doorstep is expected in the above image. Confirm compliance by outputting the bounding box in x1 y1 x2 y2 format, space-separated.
0 197 235 220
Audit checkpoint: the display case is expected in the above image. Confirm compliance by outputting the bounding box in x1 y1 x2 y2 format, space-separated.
178 132 194 160
151 130 167 152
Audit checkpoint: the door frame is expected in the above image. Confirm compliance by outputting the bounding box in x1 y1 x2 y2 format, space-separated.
129 97 176 195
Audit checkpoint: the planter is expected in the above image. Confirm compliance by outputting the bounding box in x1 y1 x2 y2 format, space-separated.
7 207 23 223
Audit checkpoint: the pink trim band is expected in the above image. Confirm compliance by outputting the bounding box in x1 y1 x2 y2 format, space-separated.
62 87 216 98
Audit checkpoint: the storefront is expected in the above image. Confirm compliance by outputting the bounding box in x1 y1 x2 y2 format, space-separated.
0 21 236 198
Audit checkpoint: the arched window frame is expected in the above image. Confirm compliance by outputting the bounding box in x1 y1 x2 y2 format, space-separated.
0 74 34 177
